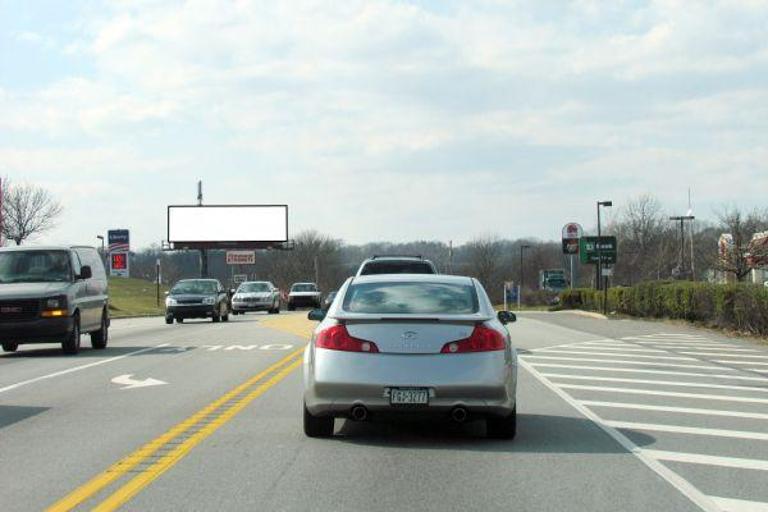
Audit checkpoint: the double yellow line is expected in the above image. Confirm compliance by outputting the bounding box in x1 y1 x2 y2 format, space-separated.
48 347 305 512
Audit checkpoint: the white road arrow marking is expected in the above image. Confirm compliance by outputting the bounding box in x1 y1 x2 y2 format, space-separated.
111 374 168 390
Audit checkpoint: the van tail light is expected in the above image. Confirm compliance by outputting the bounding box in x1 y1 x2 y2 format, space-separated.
315 324 379 353
441 325 506 353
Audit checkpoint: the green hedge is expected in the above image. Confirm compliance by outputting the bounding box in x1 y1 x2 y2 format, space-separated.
560 282 768 336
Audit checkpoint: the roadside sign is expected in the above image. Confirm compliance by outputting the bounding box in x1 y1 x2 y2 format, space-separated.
561 223 583 255
226 251 256 265
108 229 130 253
579 236 618 264
602 266 614 277
233 274 248 284
110 252 130 277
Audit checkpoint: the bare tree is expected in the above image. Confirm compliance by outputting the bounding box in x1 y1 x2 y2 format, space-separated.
465 234 502 292
715 207 768 281
2 180 64 245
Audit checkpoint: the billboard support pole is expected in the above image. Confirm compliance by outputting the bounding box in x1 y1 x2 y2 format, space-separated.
570 254 574 289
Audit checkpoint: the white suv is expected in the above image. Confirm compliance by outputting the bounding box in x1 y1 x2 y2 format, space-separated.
355 256 438 276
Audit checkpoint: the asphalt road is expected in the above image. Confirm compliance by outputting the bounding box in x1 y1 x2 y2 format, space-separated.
2 311 768 511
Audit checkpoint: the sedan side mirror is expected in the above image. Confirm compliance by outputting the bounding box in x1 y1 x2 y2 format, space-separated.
308 309 326 322
78 265 92 280
497 310 516 325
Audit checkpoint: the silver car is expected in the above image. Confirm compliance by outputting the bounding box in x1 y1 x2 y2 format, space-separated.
231 281 280 315
303 274 518 439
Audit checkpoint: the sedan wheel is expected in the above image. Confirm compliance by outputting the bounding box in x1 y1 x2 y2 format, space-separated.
486 407 517 440
303 404 334 438
2 342 18 353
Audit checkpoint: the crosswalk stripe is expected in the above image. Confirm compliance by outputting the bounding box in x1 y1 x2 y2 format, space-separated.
715 360 768 366
540 373 768 394
643 449 768 472
535 349 697 361
559 384 768 404
580 400 768 421
679 352 768 359
526 363 768 382
711 496 768 512
524 355 735 371
606 421 768 441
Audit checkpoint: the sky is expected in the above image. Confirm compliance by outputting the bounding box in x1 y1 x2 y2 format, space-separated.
1 0 766 250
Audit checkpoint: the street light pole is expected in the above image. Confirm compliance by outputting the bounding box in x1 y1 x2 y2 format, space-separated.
96 235 106 267
669 215 695 279
519 244 530 309
597 201 613 314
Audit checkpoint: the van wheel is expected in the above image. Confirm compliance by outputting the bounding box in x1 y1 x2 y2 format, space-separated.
288 304 295 311
90 312 109 349
486 407 517 440
165 316 173 325
62 317 81 355
304 404 334 437
2 342 18 353
176 317 184 324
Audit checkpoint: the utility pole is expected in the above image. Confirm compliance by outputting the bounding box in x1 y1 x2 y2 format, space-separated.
670 215 695 279
197 180 208 278
447 240 453 275
314 255 320 285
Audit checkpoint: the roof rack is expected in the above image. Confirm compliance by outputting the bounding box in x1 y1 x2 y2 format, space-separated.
371 254 423 260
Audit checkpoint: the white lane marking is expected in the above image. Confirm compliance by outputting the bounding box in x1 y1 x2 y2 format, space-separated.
519 360 719 512
643 449 768 472
631 343 758 352
623 337 719 344
567 344 671 354
0 344 170 394
715 360 768 366
527 363 768 383
259 344 294 350
679 351 768 359
534 350 698 361
711 496 768 512
111 374 167 390
524 355 735 371
540 373 768 394
607 421 768 442
201 345 224 351
224 345 259 351
581 401 768 421
558 384 768 405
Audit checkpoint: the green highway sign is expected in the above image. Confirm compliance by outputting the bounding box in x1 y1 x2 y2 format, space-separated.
579 236 617 264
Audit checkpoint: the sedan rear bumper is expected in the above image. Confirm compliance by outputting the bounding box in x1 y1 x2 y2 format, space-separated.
304 348 517 418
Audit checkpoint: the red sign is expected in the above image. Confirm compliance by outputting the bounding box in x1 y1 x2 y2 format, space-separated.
111 253 128 271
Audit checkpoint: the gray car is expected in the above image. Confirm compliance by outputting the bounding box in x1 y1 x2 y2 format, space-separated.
231 281 280 315
303 274 518 438
0 246 109 354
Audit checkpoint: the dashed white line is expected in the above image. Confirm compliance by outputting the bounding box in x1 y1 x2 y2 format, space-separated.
525 355 735 371
0 344 171 394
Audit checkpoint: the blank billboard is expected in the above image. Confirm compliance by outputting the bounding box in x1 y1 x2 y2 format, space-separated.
168 205 288 245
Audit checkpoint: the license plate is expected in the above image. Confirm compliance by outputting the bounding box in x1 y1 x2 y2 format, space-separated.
389 388 429 406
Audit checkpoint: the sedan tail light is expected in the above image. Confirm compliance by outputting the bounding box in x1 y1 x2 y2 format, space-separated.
315 324 379 353
441 325 506 353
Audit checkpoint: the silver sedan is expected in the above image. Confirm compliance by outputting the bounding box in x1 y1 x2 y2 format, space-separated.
303 274 518 439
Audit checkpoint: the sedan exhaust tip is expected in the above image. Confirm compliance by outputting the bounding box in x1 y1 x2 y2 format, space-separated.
450 407 468 423
350 405 368 421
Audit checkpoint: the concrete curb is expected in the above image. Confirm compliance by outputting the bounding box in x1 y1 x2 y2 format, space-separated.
556 309 609 320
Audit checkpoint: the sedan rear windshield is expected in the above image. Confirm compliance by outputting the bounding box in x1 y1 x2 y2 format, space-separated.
361 261 435 275
292 284 317 292
171 281 218 294
238 283 270 293
342 281 478 315
0 250 72 283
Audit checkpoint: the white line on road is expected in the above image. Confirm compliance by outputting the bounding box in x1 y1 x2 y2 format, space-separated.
679 352 768 359
0 344 170 394
711 496 768 512
568 343 672 353
524 355 735 371
558 384 768 405
527 363 768 383
715 360 768 366
519 360 719 512
606 421 768 441
630 343 758 352
534 350 698 361
643 449 768 472
540 373 768 394
580 401 768 421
